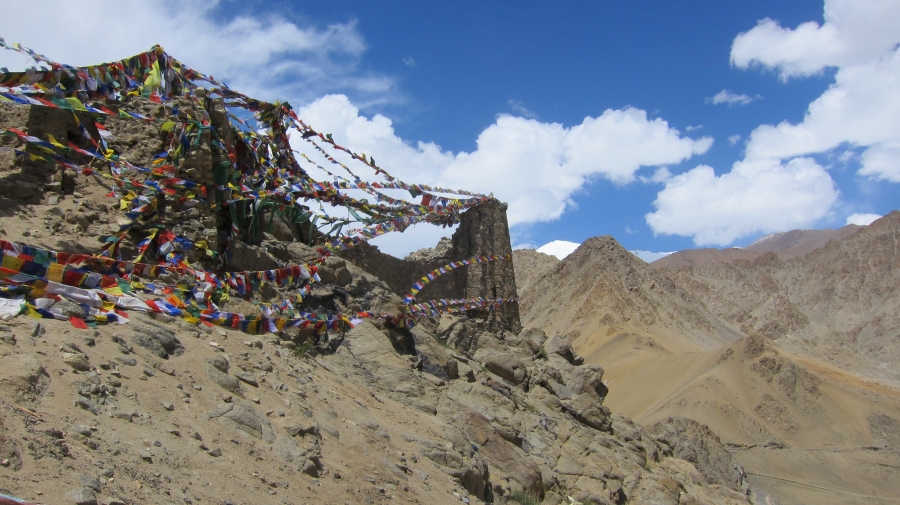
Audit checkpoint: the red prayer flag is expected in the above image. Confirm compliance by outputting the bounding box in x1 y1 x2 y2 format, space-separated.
69 317 89 329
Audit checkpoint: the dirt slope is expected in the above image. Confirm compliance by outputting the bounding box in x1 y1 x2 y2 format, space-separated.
0 300 756 505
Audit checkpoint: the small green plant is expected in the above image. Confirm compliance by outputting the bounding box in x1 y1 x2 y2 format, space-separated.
508 490 541 505
292 337 314 358
537 345 548 360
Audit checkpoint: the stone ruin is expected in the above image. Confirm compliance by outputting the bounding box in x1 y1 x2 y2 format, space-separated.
341 200 521 333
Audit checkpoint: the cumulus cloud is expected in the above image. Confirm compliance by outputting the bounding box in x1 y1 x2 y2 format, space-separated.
731 0 900 79
646 157 839 246
859 141 900 182
707 90 759 106
731 0 900 185
642 0 900 248
402 56 417 67
845 213 881 226
0 0 392 104
686 125 703 132
295 95 713 228
744 48 900 162
728 135 742 146
537 240 581 260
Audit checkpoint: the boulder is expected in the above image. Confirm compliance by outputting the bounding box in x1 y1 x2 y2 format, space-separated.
206 402 275 443
204 357 242 395
229 241 281 271
333 267 352 286
129 322 184 359
544 335 576 363
564 393 612 432
519 327 548 353
62 352 91 372
52 299 88 319
67 487 98 505
484 353 528 385
567 364 608 401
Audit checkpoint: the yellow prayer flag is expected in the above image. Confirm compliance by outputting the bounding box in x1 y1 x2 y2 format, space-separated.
1 255 24 272
47 263 65 283
65 97 88 111
103 286 124 296
46 134 67 149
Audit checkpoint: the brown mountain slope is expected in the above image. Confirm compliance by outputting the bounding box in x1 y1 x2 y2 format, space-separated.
518 231 900 505
666 210 900 381
650 248 759 269
512 249 559 296
600 334 900 505
520 236 744 356
745 224 862 259
651 224 862 269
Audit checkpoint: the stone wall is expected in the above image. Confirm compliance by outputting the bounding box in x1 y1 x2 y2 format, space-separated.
342 201 521 333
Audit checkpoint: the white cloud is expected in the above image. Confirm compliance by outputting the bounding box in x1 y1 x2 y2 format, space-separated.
403 56 416 67
639 166 673 184
537 240 581 260
732 0 900 186
707 90 759 106
859 141 900 182
731 0 900 80
646 157 839 246
0 0 392 105
295 95 713 230
508 100 538 119
686 125 704 132
369 223 456 258
630 250 673 263
728 134 742 146
845 212 881 226
744 48 900 162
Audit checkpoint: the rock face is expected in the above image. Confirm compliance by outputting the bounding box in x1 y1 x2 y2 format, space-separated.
648 417 749 493
329 315 750 504
512 249 559 296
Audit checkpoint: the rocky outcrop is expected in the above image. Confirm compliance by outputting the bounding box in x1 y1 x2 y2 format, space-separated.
648 417 749 494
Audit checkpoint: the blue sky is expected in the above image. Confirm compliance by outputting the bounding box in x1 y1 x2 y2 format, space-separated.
2 0 898 258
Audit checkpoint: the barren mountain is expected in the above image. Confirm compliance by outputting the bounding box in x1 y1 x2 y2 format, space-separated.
518 229 900 505
744 224 861 259
511 249 558 296
649 248 759 270
666 211 900 381
520 236 744 355
651 224 861 269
